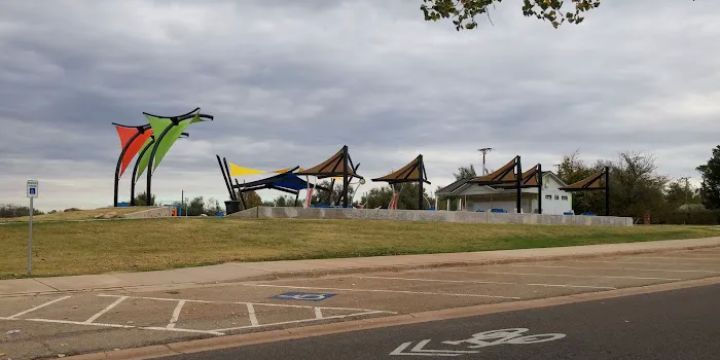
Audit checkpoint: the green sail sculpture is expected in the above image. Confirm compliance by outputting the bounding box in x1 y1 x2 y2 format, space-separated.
138 108 213 206
146 114 194 172
134 137 155 183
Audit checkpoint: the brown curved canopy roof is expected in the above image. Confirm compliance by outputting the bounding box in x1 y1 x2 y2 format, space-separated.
469 156 519 185
372 155 430 184
560 169 606 191
496 164 541 188
296 145 363 179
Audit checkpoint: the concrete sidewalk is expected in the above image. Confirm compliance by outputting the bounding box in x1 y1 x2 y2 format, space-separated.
2 237 720 297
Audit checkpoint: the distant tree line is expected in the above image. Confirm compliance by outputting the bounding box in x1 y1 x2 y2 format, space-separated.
553 151 705 224
0 204 44 218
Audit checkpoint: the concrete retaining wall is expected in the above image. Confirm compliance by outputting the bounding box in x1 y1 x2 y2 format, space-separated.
231 207 633 227
124 207 174 219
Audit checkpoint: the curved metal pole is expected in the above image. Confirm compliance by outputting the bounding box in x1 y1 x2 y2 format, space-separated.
146 122 179 206
142 108 200 120
130 137 155 206
114 131 142 207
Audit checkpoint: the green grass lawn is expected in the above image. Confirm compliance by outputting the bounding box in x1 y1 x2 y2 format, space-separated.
0 217 717 279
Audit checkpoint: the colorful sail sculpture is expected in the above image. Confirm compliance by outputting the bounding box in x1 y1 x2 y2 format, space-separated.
112 107 213 207
113 123 153 207
140 108 213 205
114 124 153 177
133 137 155 183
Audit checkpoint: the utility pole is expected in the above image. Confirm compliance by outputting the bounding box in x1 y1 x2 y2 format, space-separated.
478 147 493 175
678 177 690 225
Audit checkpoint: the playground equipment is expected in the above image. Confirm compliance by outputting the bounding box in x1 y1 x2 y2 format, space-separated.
560 166 611 216
469 156 523 214
297 145 363 208
372 154 430 210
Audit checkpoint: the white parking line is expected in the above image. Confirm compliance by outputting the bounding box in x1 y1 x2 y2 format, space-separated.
3 293 393 337
246 303 259 326
244 283 522 299
85 296 128 324
354 276 617 290
166 300 186 329
440 269 681 281
212 310 387 333
24 317 224 335
7 296 71 319
506 264 717 274
98 293 389 312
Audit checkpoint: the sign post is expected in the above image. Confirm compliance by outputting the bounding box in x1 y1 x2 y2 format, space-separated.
26 179 38 276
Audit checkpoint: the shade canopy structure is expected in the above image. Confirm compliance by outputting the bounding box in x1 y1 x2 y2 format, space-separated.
560 166 610 216
113 123 153 207
495 163 544 214
372 154 430 210
216 155 326 212
141 108 213 205
469 156 523 213
297 145 363 208
233 170 325 195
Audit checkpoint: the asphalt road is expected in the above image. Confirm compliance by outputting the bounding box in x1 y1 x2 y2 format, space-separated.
161 283 720 360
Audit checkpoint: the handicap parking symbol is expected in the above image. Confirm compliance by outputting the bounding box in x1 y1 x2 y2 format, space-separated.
272 292 336 302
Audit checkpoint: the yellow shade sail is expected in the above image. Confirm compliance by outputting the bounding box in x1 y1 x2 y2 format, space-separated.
230 163 266 176
229 163 299 177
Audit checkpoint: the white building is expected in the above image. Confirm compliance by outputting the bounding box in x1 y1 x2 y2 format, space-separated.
436 172 573 215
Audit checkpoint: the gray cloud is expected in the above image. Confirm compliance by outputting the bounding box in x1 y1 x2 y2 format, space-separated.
1 0 719 210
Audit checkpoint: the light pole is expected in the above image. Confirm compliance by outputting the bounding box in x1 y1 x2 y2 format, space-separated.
478 147 493 175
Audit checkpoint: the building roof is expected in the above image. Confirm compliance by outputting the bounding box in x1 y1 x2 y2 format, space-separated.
435 178 471 196
496 164 541 189
372 155 430 184
438 171 568 197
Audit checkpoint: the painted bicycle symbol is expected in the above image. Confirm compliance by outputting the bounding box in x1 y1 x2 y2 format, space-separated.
390 328 566 357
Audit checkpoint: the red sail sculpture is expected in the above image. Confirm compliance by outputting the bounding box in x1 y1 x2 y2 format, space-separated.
113 123 153 206
115 125 153 177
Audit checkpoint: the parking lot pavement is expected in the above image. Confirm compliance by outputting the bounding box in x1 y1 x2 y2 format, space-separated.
1 247 719 359
163 282 720 360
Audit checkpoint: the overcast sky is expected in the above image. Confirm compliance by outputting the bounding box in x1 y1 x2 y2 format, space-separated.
1 1 719 210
